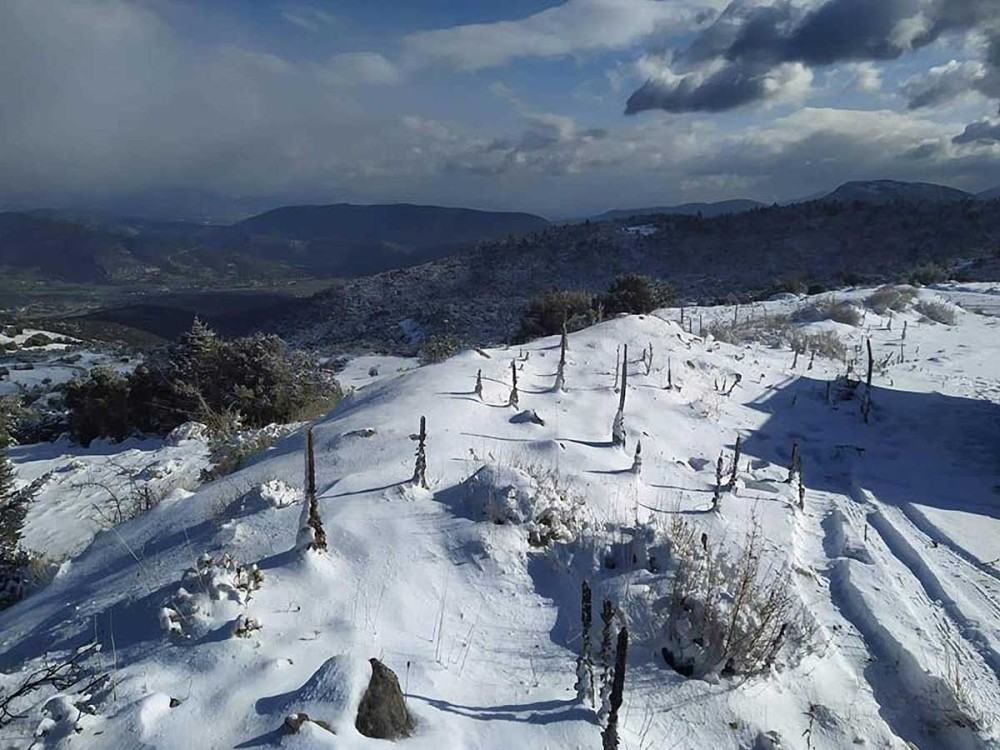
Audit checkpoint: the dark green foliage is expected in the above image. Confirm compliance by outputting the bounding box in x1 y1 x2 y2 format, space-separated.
64 367 133 446
64 320 341 446
518 290 596 340
599 274 673 316
0 404 28 610
419 334 462 364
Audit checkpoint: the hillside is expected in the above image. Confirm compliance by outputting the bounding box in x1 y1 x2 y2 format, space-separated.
1 287 998 749
592 199 764 222
275 199 1000 352
820 180 972 204
231 203 549 276
0 204 549 285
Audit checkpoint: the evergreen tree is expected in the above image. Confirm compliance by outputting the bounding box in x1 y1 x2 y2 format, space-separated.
0 404 27 610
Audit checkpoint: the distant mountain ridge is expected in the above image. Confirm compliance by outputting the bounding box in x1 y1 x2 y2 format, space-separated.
0 203 549 283
818 180 972 204
592 199 764 222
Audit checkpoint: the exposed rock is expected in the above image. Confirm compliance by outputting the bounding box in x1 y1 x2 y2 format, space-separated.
510 409 545 426
354 659 413 740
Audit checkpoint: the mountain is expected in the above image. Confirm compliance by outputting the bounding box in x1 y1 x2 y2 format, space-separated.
818 180 972 204
231 203 549 275
592 199 763 222
976 186 1000 200
274 199 1000 352
0 203 549 285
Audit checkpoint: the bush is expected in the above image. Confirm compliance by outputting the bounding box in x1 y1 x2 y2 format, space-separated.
600 274 674 316
908 263 949 286
64 321 342 446
914 299 958 325
0 404 29 611
659 518 807 679
795 299 861 326
518 290 596 340
866 285 917 314
418 334 463 364
64 368 133 446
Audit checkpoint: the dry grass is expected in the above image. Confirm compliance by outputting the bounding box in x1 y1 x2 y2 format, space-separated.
866 285 917 314
914 299 958 325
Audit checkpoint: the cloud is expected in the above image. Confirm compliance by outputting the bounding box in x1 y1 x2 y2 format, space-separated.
317 52 400 86
626 60 813 113
401 0 726 72
627 0 1000 114
904 59 992 107
281 5 336 32
952 117 1000 143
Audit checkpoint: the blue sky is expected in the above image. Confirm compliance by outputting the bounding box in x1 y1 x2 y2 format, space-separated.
2 0 999 218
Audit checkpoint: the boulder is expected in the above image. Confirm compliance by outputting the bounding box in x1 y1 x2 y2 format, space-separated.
355 659 413 740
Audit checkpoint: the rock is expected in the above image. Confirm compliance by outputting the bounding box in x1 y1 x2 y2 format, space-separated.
354 659 413 740
284 713 332 734
510 409 545 426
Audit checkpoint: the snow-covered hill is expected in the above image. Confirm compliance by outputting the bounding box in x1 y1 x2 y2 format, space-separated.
1 287 998 750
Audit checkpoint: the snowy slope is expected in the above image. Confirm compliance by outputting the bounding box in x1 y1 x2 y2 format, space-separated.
0 288 998 750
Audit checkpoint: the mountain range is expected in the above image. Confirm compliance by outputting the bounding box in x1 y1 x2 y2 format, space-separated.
2 180 999 287
592 179 1000 222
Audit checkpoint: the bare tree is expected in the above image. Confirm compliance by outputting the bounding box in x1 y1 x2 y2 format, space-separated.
601 627 629 750
300 427 327 552
412 416 428 489
612 344 628 448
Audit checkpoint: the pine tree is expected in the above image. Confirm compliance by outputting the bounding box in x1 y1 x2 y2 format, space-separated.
574 580 595 706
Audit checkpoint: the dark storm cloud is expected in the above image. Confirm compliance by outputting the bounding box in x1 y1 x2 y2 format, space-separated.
952 118 1000 143
627 0 1000 114
626 61 779 113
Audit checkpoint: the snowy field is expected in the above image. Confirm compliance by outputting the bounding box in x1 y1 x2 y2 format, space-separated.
0 286 998 750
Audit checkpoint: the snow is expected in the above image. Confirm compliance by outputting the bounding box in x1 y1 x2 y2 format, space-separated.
0 287 998 750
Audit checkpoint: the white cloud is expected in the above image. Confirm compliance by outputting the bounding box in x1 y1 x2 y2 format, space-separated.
317 52 401 86
281 5 336 32
401 0 726 72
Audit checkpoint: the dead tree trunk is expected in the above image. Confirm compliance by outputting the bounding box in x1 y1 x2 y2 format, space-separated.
861 339 874 423
412 416 428 489
508 361 519 408
612 345 628 448
574 580 595 706
302 427 327 551
729 434 742 487
601 627 629 750
474 369 483 400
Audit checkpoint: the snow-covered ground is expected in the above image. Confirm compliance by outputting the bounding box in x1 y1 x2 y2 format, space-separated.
0 287 998 750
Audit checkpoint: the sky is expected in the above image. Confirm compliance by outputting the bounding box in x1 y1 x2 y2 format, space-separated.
1 0 999 219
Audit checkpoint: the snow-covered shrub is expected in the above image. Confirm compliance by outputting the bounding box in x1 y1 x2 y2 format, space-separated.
462 463 588 547
914 299 958 325
866 285 917 314
160 553 264 639
787 330 847 362
794 299 861 326
658 518 808 680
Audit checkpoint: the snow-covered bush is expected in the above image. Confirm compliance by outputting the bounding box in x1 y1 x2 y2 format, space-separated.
794 299 861 326
658 518 808 680
160 553 264 639
707 316 847 361
462 463 589 547
914 299 958 325
866 285 916 314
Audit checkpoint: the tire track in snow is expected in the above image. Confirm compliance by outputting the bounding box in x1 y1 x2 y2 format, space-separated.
864 506 1000 682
